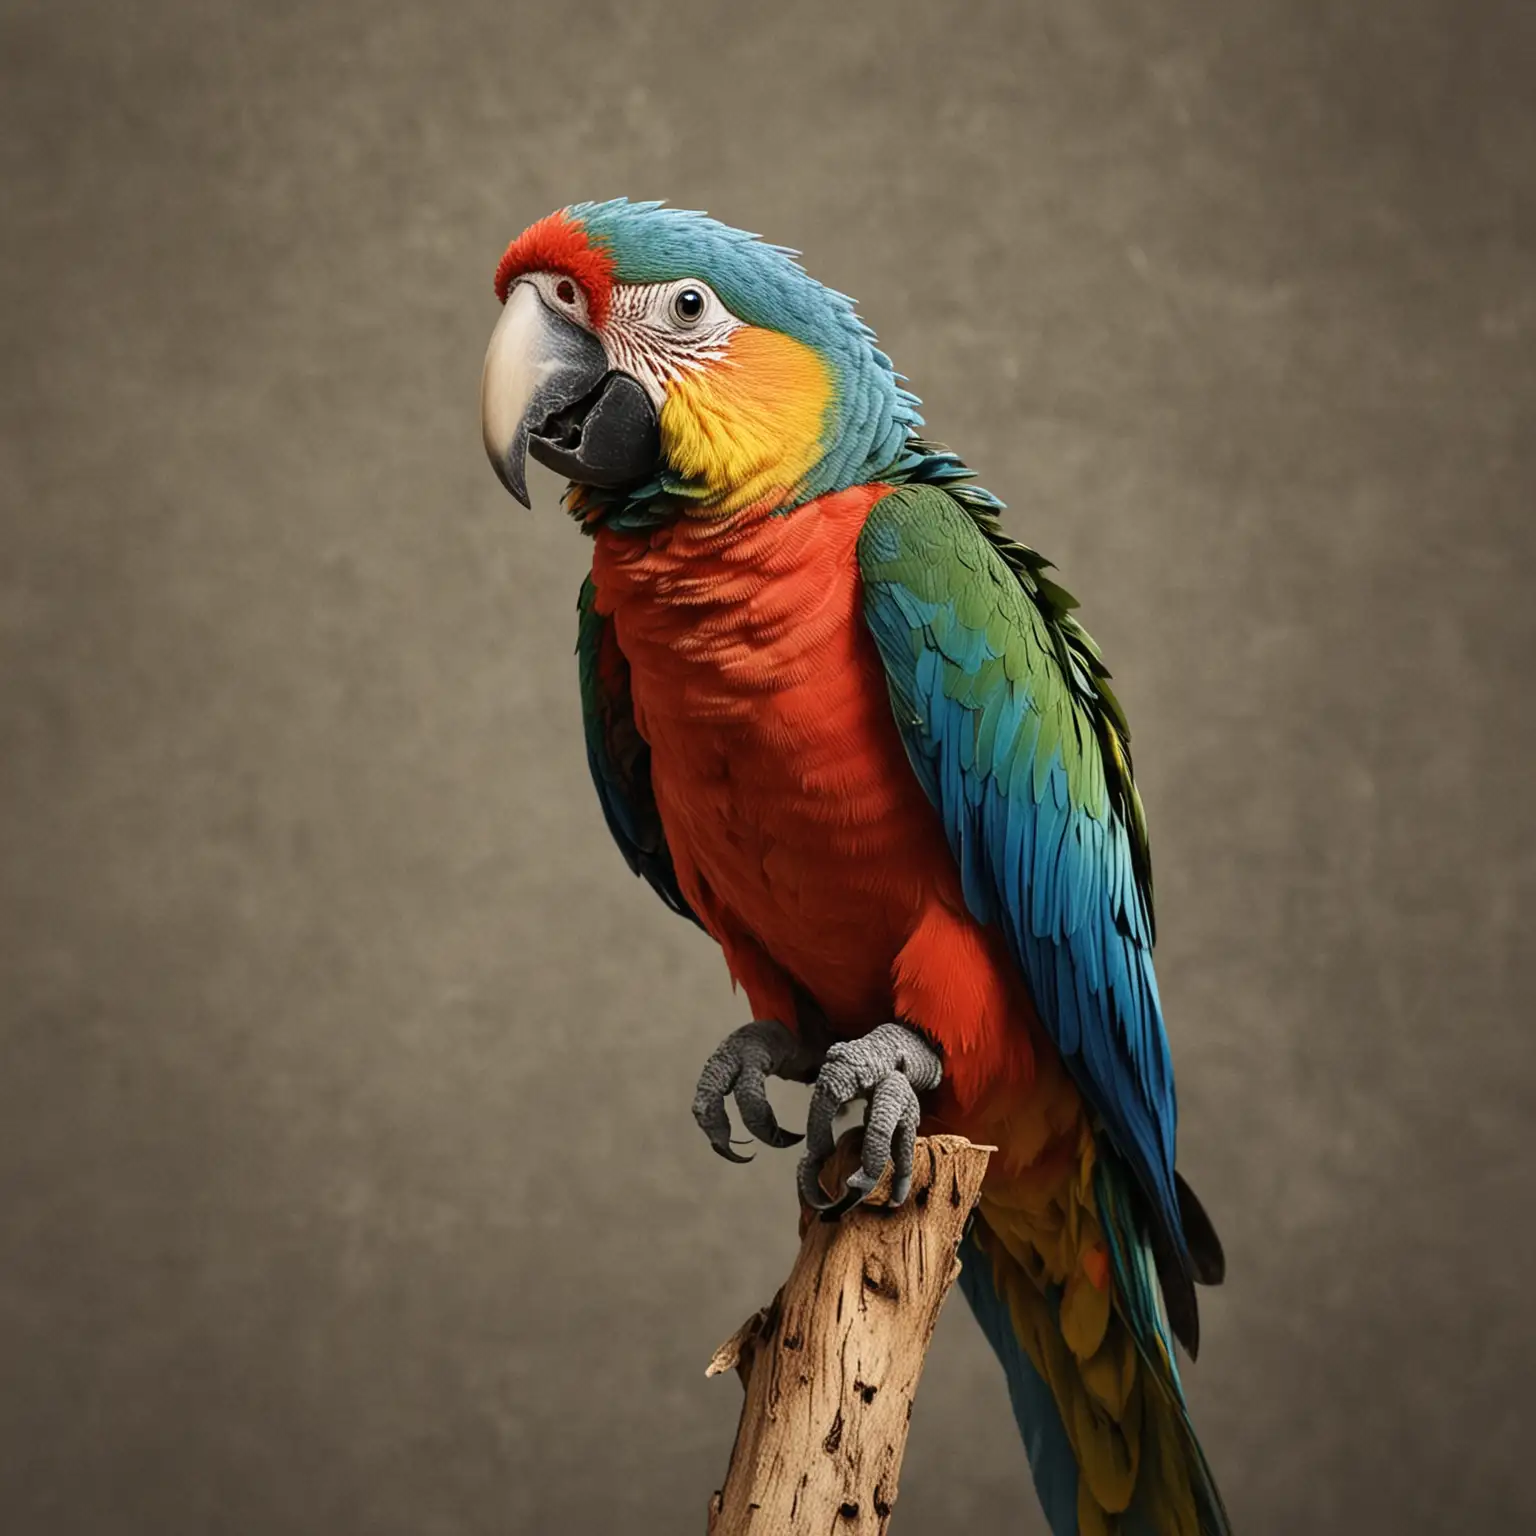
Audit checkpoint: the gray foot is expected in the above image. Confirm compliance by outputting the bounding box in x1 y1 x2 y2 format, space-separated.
692 1020 823 1163
797 1022 944 1215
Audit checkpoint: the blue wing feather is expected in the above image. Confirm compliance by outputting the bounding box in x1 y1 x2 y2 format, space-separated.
856 483 1197 1340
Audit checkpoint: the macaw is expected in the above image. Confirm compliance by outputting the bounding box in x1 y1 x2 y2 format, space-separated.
481 199 1230 1536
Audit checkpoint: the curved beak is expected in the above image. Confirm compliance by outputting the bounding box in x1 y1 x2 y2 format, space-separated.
480 281 661 507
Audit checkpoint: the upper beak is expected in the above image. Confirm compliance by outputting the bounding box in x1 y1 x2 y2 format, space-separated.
480 281 661 507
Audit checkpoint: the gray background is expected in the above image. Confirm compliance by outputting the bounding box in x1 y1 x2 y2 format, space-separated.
3 0 1532 1531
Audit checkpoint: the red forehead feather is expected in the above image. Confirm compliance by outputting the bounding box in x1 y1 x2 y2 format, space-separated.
492 210 616 327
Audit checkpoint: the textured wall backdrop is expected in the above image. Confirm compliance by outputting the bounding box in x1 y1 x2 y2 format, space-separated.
3 1 1533 1531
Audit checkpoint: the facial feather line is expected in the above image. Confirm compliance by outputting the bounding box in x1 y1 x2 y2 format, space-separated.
658 328 834 517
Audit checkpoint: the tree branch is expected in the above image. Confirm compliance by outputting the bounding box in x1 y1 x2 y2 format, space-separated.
706 1133 993 1534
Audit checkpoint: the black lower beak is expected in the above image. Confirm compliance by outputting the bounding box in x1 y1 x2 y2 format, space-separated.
482 281 661 507
529 372 660 491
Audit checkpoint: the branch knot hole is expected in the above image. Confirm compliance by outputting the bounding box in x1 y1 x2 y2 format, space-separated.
822 1408 844 1455
861 1256 900 1302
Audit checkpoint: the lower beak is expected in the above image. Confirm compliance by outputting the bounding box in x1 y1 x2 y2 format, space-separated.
480 282 661 507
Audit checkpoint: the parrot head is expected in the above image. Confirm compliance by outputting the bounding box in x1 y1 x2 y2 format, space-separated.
480 199 920 520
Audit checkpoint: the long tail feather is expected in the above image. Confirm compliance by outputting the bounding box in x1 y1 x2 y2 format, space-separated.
959 1205 1231 1536
1174 1171 1226 1287
959 1223 1082 1536
1094 1153 1232 1536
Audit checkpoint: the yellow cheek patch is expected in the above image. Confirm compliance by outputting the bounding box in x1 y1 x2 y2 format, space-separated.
659 326 833 516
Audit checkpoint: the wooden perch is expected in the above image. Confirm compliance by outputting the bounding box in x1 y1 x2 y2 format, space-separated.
706 1133 993 1535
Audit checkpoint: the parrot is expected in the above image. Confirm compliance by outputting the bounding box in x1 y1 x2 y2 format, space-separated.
480 199 1230 1536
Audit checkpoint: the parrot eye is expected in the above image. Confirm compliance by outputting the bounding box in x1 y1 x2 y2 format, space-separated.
671 286 706 326
555 278 578 306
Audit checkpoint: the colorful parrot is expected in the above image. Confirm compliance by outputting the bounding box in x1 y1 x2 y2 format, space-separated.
481 200 1230 1535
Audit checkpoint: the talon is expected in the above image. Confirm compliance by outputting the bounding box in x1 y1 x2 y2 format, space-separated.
818 1185 869 1222
734 1062 804 1148
797 1152 838 1211
693 1019 821 1165
797 1021 943 1216
831 1166 883 1217
703 1118 755 1161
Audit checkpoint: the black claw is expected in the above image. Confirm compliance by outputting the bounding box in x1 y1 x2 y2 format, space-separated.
694 1084 748 1163
734 1070 804 1149
798 1155 837 1211
742 1124 800 1150
701 1113 753 1164
817 1183 869 1221
841 1169 883 1214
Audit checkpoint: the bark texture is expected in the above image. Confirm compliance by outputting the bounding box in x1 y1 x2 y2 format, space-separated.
707 1134 992 1535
